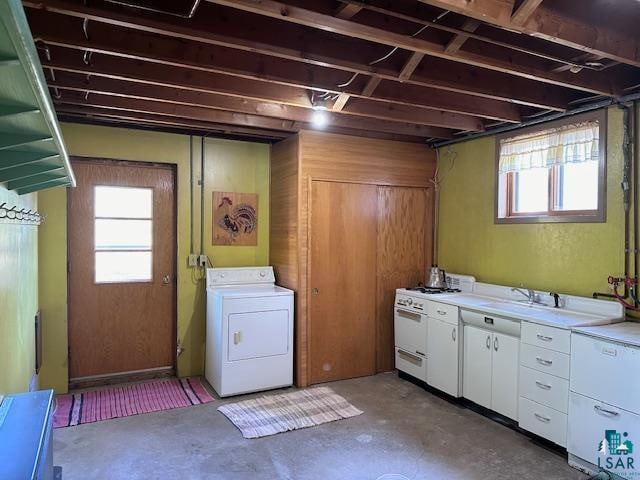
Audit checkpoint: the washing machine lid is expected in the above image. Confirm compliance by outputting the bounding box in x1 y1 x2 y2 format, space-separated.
212 285 293 298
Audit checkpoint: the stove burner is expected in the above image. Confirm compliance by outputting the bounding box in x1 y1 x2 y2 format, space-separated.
407 286 461 294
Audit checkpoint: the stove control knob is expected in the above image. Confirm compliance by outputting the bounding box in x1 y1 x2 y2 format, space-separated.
406 298 413 305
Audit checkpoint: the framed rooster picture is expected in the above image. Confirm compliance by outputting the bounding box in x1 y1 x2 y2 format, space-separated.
212 192 259 246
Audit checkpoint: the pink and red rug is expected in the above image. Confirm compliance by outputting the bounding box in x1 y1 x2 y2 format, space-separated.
53 377 214 428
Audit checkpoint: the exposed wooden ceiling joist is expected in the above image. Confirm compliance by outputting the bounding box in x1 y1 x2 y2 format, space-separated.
24 3 572 113
510 0 544 26
418 0 640 68
206 0 620 96
444 18 480 54
55 92 450 142
49 70 479 131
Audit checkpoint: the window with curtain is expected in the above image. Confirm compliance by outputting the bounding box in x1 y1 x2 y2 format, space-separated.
495 111 606 224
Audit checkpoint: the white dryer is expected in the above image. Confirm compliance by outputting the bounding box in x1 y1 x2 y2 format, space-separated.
205 267 294 397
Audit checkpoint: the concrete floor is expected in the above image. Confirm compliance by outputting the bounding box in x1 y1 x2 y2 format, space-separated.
53 372 585 480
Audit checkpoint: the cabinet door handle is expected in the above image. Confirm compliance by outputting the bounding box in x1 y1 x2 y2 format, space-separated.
536 357 553 366
486 335 491 349
233 331 241 345
451 328 456 342
494 336 499 351
536 333 553 342
437 309 447 315
594 405 620 416
534 413 551 423
535 381 552 390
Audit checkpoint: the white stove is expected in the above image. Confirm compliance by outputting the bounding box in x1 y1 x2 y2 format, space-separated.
393 273 475 388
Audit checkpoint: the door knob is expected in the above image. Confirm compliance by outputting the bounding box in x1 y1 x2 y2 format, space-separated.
312 288 319 295
162 274 171 285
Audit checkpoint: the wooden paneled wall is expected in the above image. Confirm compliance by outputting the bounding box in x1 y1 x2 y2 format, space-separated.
270 130 437 386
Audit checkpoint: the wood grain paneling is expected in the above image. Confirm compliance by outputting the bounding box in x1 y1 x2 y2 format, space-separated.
68 159 176 379
376 186 433 372
309 181 377 383
269 130 436 386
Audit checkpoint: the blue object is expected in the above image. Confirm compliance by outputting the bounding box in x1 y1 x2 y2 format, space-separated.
0 390 55 480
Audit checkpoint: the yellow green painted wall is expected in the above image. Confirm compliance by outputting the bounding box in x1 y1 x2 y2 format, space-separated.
38 123 270 393
437 107 625 297
0 186 38 395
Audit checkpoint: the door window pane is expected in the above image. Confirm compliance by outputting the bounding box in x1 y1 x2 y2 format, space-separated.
513 168 549 213
94 185 153 283
555 160 599 211
95 251 152 283
95 219 152 250
95 186 153 218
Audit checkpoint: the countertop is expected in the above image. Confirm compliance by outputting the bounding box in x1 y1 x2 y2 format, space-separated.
572 322 640 347
415 293 622 330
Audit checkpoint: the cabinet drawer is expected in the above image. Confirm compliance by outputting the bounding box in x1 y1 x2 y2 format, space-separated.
427 301 459 325
519 397 567 447
568 392 640 464
394 308 427 357
520 343 570 379
519 365 569 413
571 333 640 414
395 347 426 382
521 321 570 354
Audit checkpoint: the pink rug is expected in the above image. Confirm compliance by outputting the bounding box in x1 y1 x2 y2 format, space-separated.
53 377 214 428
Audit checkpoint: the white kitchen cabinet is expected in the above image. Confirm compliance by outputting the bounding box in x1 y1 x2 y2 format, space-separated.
463 324 519 420
463 325 493 410
491 332 520 419
427 318 460 397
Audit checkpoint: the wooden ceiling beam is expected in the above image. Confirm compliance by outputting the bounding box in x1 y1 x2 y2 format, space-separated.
25 5 568 113
444 18 480 54
334 3 362 20
56 104 291 140
56 105 432 143
207 0 619 96
418 0 640 68
49 71 478 130
55 92 453 140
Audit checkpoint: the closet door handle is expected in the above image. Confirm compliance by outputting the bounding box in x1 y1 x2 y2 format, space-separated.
494 336 499 351
451 328 456 342
486 335 491 350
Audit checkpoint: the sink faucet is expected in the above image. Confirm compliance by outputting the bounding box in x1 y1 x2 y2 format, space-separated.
511 286 541 305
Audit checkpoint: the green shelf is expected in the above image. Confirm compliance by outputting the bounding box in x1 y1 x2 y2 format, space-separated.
0 0 75 194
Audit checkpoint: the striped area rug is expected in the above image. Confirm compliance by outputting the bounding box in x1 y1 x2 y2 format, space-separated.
53 377 214 428
218 386 363 439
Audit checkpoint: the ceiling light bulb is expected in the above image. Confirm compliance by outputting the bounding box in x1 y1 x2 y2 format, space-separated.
311 109 329 128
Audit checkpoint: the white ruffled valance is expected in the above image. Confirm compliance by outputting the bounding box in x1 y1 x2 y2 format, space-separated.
499 121 600 174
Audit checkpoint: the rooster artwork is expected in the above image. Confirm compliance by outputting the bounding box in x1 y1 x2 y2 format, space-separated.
212 192 258 246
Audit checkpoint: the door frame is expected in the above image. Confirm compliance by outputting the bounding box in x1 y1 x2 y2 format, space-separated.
66 156 179 387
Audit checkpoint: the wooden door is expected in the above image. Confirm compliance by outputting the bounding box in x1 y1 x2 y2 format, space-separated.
376 186 432 372
491 332 520 420
463 326 492 409
68 159 176 381
308 181 377 384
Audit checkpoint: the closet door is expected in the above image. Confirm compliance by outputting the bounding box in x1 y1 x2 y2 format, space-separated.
376 186 431 372
309 180 377 384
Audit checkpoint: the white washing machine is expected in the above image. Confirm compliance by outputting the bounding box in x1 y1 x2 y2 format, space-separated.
205 267 294 397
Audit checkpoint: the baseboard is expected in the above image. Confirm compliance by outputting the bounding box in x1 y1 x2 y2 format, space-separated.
69 366 174 390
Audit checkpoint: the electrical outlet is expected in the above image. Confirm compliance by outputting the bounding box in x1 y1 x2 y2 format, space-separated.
188 254 198 268
198 254 209 267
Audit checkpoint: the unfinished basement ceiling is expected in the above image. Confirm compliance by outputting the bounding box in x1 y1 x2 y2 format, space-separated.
22 0 640 143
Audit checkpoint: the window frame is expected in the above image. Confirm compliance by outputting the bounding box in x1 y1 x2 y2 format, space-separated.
495 110 607 224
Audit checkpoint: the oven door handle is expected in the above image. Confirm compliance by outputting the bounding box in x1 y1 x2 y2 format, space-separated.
395 308 423 321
